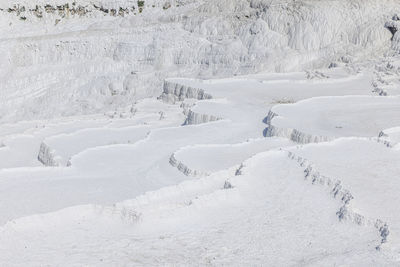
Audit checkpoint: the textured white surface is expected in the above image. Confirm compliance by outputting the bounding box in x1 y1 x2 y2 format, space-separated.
0 0 399 122
0 0 400 266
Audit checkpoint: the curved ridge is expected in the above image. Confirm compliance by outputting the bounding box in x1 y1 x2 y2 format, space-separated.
169 152 209 177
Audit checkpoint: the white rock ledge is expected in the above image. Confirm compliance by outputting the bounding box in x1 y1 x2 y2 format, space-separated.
169 153 209 177
378 127 400 148
160 80 212 104
264 96 400 144
264 110 333 144
183 109 221 125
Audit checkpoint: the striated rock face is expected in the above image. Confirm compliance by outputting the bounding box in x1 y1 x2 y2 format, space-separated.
1 0 400 122
265 124 333 144
169 153 208 177
38 142 60 167
3 3 134 20
160 80 212 104
183 109 220 125
161 80 221 125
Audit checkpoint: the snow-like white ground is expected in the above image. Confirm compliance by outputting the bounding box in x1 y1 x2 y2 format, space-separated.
0 151 391 266
1 0 400 266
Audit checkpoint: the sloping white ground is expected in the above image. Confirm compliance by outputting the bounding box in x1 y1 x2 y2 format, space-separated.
287 138 400 258
0 151 391 266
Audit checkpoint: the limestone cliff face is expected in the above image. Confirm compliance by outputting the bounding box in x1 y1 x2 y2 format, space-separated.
1 0 399 122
